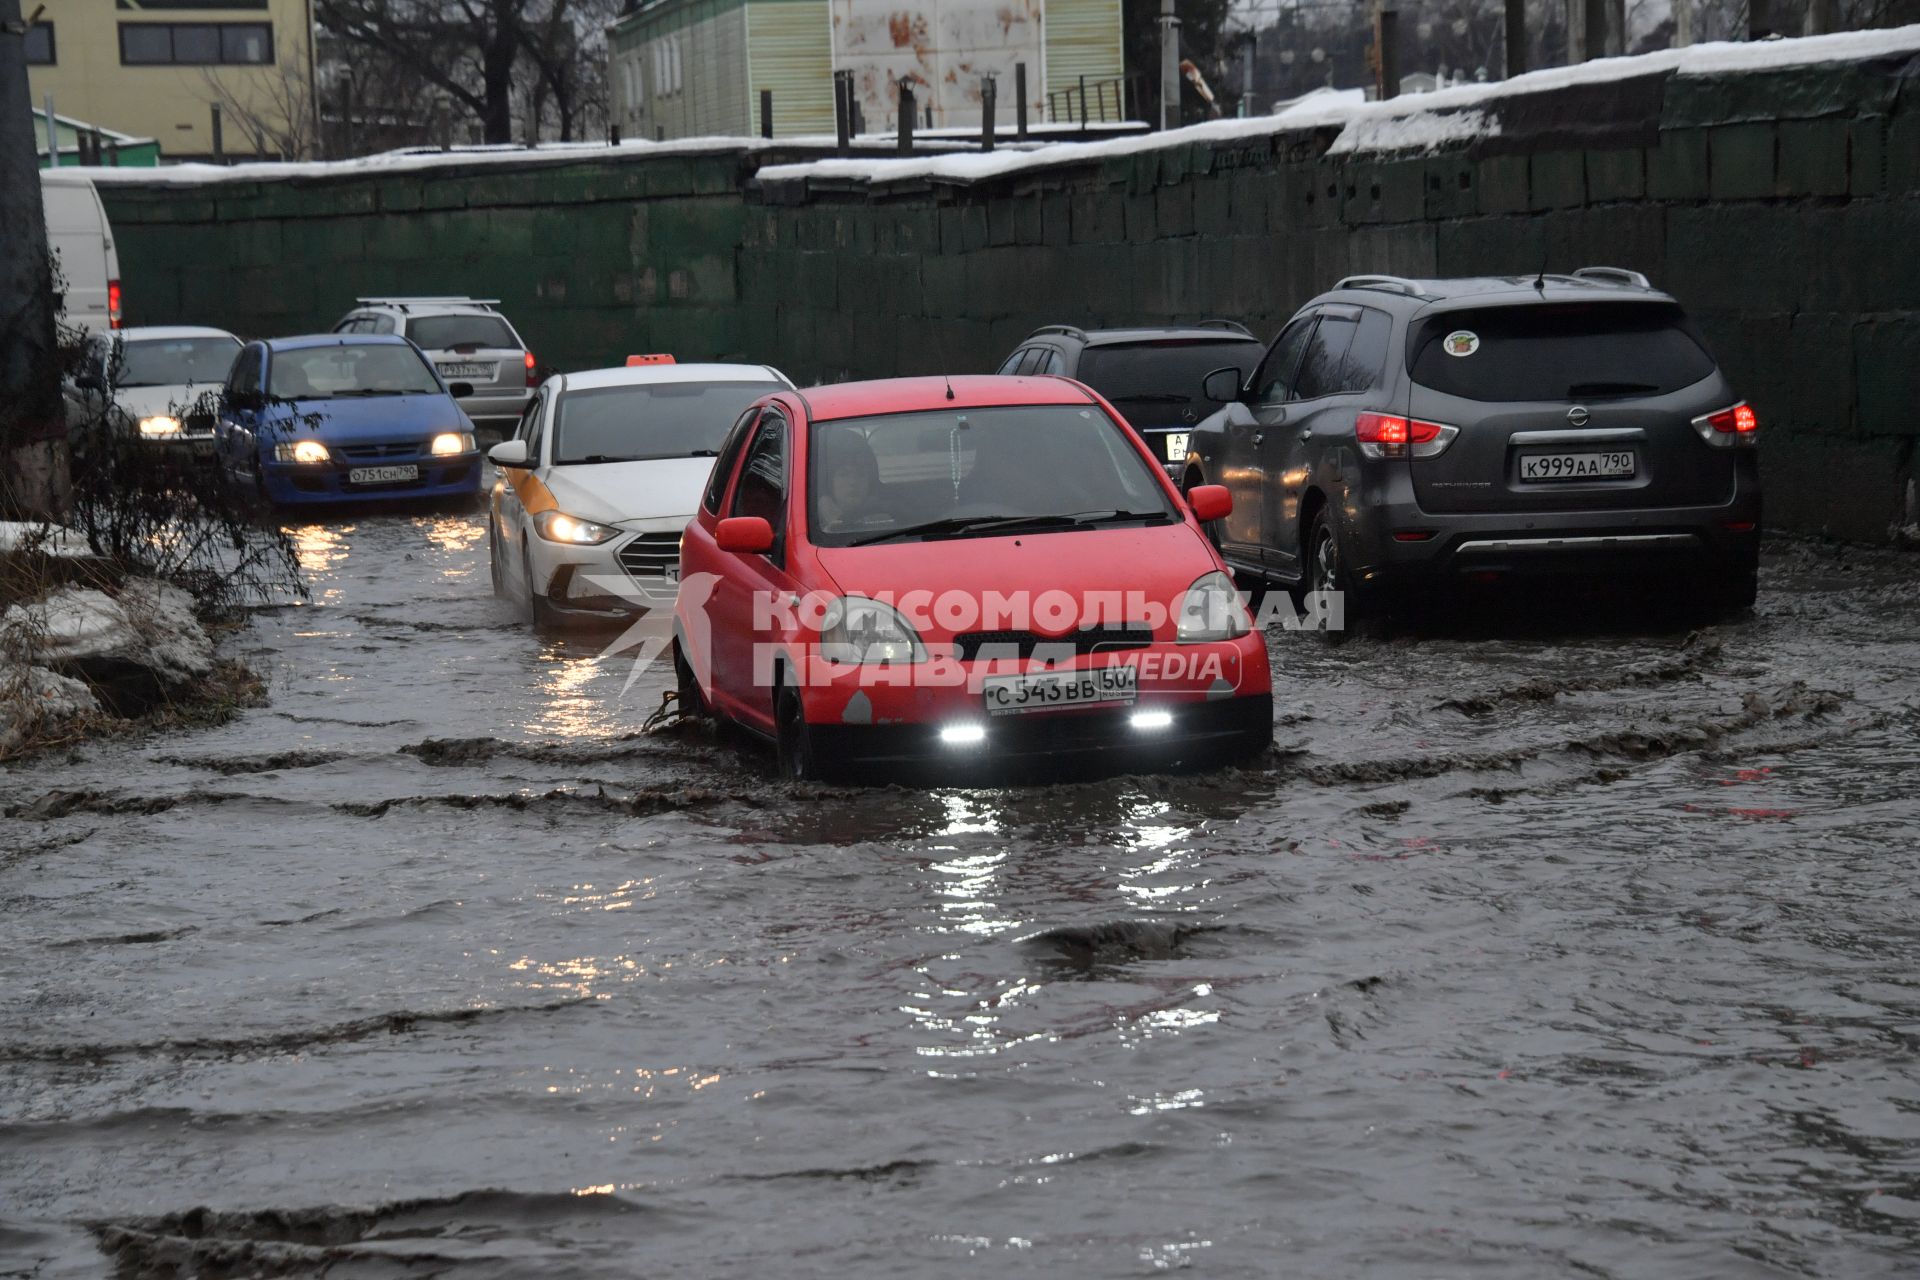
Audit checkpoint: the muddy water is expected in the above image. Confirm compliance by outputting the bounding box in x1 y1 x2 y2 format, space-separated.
3 512 1918 1278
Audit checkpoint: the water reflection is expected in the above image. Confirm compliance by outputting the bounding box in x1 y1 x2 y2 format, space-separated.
418 513 484 555
507 951 634 999
524 647 637 740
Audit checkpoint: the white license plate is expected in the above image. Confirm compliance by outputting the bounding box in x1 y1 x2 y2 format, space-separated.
347 464 420 485
1520 451 1636 481
440 362 493 379
983 664 1138 715
1164 433 1190 461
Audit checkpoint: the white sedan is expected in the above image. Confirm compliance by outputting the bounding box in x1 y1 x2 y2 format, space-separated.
486 359 791 626
68 326 243 450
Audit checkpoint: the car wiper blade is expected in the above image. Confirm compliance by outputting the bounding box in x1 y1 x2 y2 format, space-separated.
1566 381 1658 397
1065 509 1172 526
1114 393 1193 405
846 510 1164 547
571 454 643 464
331 388 412 397
686 448 720 457
845 514 1054 546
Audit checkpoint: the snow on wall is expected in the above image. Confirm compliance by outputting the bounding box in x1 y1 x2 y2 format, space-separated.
68 23 1920 191
756 25 1920 184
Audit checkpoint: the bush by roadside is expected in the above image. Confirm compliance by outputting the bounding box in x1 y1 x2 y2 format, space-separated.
0 329 304 759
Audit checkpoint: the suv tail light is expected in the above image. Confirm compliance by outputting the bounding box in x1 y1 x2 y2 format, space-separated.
1691 402 1758 448
108 279 123 329
1355 411 1458 460
524 350 538 387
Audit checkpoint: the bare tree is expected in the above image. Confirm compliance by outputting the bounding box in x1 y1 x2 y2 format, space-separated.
1 0 67 517
196 37 323 160
319 0 621 148
517 0 619 142
319 0 526 144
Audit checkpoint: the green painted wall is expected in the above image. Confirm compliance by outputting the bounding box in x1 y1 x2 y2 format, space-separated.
97 47 1920 541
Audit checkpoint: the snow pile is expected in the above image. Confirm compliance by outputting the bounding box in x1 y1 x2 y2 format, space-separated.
116 580 217 684
0 521 93 559
1326 108 1499 156
0 666 100 757
0 579 214 732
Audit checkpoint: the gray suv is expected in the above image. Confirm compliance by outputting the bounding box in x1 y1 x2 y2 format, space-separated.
1182 269 1761 618
331 297 534 439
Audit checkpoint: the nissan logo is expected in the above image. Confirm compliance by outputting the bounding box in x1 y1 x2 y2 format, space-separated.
1567 405 1591 427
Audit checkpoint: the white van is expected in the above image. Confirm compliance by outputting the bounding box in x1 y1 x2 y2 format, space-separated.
39 171 121 333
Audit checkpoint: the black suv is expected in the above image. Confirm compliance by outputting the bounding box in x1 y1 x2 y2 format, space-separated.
995 322 1264 476
1181 270 1761 616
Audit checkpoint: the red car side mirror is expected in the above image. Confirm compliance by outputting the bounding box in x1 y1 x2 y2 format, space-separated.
1187 484 1232 524
715 516 775 554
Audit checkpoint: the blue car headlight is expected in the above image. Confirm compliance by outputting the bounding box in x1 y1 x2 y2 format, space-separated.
273 440 330 464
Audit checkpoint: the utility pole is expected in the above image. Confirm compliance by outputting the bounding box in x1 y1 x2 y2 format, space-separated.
1 0 68 516
1504 0 1526 77
1158 0 1180 131
1674 0 1693 47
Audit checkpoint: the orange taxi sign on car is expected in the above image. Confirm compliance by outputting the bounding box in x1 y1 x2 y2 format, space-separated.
626 354 676 366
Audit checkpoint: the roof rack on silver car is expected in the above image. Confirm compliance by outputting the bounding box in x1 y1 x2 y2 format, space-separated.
1026 324 1088 340
354 296 503 311
1333 275 1430 299
1570 267 1652 289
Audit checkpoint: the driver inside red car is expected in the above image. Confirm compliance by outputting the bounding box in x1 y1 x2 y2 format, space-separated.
814 429 888 532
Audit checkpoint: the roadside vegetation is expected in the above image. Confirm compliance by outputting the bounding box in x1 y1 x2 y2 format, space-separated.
0 326 304 761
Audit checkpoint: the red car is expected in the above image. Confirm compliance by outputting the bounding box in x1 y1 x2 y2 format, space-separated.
672 375 1273 781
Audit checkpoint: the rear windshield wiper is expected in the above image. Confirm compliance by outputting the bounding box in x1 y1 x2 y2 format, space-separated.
1567 381 1659 398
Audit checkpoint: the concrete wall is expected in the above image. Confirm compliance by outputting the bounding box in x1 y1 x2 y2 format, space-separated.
97 43 1920 540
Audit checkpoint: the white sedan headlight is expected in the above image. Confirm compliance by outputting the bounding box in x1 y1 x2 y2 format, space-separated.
274 440 330 464
533 510 619 545
1176 570 1251 643
821 596 926 665
430 431 476 456
137 415 182 438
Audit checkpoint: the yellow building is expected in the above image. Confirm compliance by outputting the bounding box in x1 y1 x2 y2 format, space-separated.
26 1 317 162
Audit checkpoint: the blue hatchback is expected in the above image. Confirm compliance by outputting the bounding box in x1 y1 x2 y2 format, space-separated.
215 335 483 506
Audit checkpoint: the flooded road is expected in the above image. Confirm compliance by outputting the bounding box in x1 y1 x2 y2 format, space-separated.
3 509 1918 1278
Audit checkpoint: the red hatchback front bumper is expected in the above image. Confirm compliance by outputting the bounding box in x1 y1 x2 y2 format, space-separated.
789 634 1273 780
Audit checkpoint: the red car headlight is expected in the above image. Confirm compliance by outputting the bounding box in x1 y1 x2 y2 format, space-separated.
820 596 926 665
1176 571 1251 643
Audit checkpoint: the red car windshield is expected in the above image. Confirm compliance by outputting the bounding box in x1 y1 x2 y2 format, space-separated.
807 404 1176 547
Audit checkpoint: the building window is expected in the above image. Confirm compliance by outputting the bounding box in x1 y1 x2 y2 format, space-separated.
650 36 682 97
24 21 54 64
119 22 273 66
